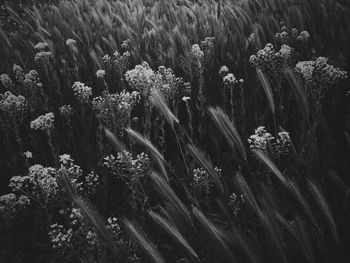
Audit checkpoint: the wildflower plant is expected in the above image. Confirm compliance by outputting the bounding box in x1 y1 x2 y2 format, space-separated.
30 112 54 131
103 151 151 211
72 81 92 103
295 56 347 110
248 126 291 159
192 167 222 195
0 91 27 133
92 90 140 136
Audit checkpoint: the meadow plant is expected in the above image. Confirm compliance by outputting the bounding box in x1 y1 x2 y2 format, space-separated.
30 112 55 131
0 91 27 133
72 82 92 104
92 90 140 136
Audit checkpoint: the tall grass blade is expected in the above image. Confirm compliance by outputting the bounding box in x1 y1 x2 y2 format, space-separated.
308 180 339 243
58 169 120 258
149 171 192 225
188 144 224 194
104 127 131 165
284 67 310 122
124 220 165 263
256 67 275 115
253 150 316 224
149 211 199 260
126 128 168 181
208 107 247 163
192 206 237 262
151 89 179 127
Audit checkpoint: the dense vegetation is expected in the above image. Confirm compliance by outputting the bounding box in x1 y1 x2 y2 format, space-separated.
1 0 350 262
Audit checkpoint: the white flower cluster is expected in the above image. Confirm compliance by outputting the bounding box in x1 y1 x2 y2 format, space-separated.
58 154 100 196
103 151 150 187
219 65 229 76
59 104 74 120
295 57 347 86
92 90 140 135
279 44 292 59
34 51 53 65
24 151 32 159
96 69 106 78
9 164 58 200
30 112 55 131
106 217 121 239
248 126 274 152
125 62 155 94
72 81 92 103
0 193 30 218
250 43 293 67
248 126 291 157
0 91 26 113
0 74 13 89
13 64 25 82
274 25 310 44
66 38 77 48
49 223 74 249
229 192 244 218
154 66 186 101
34 42 49 52
223 73 238 85
297 31 310 42
125 62 189 103
192 167 222 194
191 44 204 60
295 61 315 81
0 91 27 131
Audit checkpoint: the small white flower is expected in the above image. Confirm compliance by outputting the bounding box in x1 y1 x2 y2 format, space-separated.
96 69 106 78
182 96 190 102
24 151 32 159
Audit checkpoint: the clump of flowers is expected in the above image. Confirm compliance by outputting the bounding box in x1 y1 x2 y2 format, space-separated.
229 193 244 218
295 57 347 87
125 63 190 105
58 154 100 196
103 49 131 78
103 151 151 188
22 69 44 111
96 69 106 79
49 207 103 261
10 164 58 201
66 39 77 48
125 62 155 95
30 112 54 131
274 24 311 45
49 207 135 263
0 91 27 132
200 37 215 62
248 126 291 158
24 151 32 159
13 64 25 83
192 167 222 194
92 90 140 136
295 56 347 107
72 81 92 103
59 104 74 123
0 193 30 219
34 42 49 52
223 73 238 85
0 74 13 90
219 65 229 76
191 44 204 60
248 126 274 152
34 51 53 66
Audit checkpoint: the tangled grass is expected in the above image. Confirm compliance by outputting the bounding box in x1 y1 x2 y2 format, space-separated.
1 0 350 263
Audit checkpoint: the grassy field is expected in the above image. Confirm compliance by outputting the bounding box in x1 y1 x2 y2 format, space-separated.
1 0 350 262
